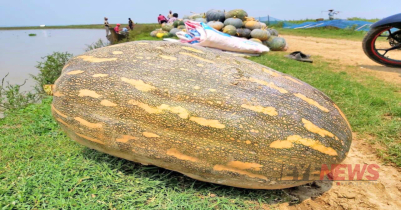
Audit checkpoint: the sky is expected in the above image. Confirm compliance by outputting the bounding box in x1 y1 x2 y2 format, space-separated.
0 0 398 27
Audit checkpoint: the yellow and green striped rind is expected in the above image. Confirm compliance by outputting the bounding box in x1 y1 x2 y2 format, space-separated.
52 41 352 189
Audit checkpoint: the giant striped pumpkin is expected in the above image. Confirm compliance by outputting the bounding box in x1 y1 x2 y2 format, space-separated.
52 41 352 189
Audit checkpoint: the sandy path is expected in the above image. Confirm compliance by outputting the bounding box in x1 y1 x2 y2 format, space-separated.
282 35 401 86
272 36 401 210
278 135 401 210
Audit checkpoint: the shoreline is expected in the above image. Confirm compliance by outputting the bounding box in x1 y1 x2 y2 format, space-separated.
0 23 157 30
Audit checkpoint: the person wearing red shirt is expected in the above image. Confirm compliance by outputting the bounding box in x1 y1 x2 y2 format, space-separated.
114 24 121 33
158 14 167 24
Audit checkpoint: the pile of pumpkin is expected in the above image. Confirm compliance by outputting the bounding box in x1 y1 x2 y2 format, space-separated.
150 9 287 51
150 20 186 39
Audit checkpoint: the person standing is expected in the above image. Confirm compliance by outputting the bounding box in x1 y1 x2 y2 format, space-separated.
128 18 134 30
104 17 110 36
167 10 173 20
328 10 339 20
158 14 167 24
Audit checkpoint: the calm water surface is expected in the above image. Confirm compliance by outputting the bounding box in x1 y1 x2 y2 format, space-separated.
0 29 107 90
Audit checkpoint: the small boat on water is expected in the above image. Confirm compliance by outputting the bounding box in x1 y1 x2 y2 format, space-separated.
106 27 129 44
39 25 46 27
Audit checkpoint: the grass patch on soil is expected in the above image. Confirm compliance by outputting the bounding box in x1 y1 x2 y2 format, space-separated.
1 28 400 208
127 24 160 41
346 17 380 22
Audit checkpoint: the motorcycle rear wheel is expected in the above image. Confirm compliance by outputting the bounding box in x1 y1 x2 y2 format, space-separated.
362 26 401 68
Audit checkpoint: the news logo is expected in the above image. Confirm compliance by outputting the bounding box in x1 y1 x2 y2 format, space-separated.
275 163 380 182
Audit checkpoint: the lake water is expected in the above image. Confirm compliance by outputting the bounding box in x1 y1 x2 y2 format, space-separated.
0 29 107 91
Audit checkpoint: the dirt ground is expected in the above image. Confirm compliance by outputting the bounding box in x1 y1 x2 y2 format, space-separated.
282 35 401 86
274 36 401 210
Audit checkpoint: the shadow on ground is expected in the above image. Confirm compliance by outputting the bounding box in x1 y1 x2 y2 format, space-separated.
360 65 401 75
82 147 334 206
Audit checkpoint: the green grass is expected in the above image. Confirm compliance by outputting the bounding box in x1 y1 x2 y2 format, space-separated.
0 99 291 209
283 19 321 24
346 17 380 22
127 24 160 42
1 28 400 208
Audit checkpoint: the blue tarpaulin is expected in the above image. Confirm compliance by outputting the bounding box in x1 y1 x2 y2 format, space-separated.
255 16 374 31
282 19 373 31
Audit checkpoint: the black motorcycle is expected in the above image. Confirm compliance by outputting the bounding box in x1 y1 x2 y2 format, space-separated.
363 13 401 67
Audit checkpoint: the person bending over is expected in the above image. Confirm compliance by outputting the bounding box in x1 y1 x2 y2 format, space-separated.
158 14 167 24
